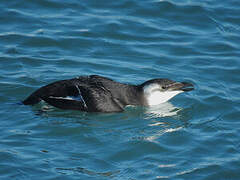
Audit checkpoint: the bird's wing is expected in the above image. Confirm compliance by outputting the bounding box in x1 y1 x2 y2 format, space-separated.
75 84 124 112
39 81 89 111
23 79 86 110
23 79 124 112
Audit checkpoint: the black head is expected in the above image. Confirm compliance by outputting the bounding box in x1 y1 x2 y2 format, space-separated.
141 78 194 92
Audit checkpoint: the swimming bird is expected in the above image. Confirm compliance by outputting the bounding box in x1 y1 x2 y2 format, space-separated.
23 75 194 112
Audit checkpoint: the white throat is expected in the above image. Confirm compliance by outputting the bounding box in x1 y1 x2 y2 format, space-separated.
143 84 183 106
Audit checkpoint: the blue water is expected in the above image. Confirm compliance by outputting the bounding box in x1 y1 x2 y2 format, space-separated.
1 0 240 179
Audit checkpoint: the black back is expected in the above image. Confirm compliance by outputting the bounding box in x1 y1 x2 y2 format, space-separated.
23 75 142 112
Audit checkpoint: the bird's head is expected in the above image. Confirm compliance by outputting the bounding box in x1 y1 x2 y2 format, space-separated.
140 78 194 106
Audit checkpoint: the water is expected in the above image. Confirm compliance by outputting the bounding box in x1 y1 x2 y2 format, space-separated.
1 0 240 179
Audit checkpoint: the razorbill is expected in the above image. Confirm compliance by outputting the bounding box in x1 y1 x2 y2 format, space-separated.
22 75 194 112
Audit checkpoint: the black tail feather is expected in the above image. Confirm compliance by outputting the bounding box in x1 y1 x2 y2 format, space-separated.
22 95 41 105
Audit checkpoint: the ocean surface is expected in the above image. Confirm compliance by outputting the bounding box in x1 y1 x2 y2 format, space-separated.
1 0 240 179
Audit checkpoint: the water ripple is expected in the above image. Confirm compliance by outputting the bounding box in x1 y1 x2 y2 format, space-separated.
1 0 240 179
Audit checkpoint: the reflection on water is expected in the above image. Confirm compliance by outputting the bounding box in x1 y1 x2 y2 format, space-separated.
31 101 186 144
56 167 120 177
145 126 183 142
145 102 182 119
143 102 185 142
33 100 181 119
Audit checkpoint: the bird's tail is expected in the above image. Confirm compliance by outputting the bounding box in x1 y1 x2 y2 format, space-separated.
22 94 41 105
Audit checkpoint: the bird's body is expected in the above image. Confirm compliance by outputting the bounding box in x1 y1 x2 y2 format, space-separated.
23 75 194 113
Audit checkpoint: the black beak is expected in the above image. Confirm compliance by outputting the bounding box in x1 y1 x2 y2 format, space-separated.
179 82 194 92
168 82 194 92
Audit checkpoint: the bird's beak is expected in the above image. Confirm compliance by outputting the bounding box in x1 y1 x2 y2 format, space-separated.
168 82 194 92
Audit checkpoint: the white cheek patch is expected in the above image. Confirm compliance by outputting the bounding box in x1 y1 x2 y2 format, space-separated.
145 90 183 106
143 83 183 106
